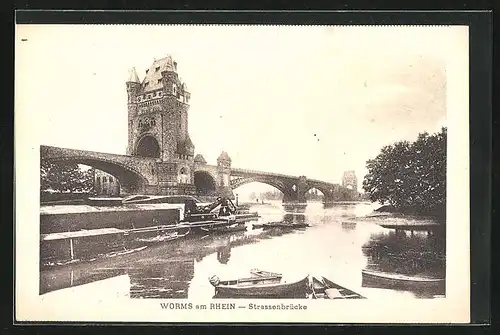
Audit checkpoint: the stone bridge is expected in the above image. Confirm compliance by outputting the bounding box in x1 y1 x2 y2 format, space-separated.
229 168 354 203
40 145 155 194
41 145 358 203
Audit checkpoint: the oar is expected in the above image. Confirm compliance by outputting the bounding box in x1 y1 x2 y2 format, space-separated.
235 275 282 284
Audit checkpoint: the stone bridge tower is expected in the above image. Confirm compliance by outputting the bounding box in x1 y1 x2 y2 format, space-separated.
216 151 234 198
342 171 358 191
126 56 196 195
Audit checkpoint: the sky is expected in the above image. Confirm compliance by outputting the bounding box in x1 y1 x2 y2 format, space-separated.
16 25 465 194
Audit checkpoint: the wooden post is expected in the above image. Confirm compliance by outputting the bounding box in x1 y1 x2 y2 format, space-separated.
69 238 75 260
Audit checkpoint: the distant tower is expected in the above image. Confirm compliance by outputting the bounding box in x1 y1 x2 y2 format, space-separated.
217 151 233 198
342 171 358 191
126 56 195 195
94 170 121 196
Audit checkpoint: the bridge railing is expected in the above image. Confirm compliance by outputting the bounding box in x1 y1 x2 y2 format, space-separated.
230 167 300 180
232 168 339 188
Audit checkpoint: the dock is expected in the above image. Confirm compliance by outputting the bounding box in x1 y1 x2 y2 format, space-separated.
40 211 260 265
41 228 125 241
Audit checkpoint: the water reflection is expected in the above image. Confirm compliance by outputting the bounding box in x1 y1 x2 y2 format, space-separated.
283 213 306 224
341 221 357 232
40 201 446 300
216 241 231 264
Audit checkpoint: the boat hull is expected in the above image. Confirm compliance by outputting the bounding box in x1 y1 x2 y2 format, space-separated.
201 224 247 234
214 276 309 298
311 277 365 299
361 269 445 291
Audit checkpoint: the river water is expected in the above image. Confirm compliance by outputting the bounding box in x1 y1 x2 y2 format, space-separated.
40 201 446 300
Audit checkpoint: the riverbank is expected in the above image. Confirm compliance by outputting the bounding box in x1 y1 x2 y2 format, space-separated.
349 206 445 234
372 204 445 224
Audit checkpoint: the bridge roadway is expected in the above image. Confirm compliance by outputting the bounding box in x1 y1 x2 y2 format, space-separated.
40 145 357 202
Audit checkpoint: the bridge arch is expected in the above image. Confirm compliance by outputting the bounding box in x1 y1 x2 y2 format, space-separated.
305 184 332 197
230 176 289 195
194 170 217 195
135 134 160 158
305 186 325 200
41 156 148 194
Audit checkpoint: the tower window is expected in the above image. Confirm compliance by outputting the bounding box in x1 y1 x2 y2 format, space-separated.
157 79 162 84
109 177 113 182
103 176 107 182
155 67 160 72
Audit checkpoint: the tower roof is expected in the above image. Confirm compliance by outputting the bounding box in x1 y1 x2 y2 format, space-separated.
217 151 231 162
127 67 140 83
184 135 194 149
194 154 207 164
142 55 177 92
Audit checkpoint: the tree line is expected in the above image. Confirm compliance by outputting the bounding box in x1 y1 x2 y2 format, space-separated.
41 161 94 194
362 127 446 217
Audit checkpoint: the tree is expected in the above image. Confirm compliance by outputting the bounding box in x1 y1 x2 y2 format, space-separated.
41 161 95 193
362 127 446 215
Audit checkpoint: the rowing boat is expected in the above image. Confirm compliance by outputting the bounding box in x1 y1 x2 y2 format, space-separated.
200 223 247 234
209 273 308 298
311 276 365 299
133 228 191 244
361 269 445 290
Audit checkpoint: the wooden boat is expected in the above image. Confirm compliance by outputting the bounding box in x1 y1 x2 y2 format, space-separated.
200 223 247 234
234 212 260 221
209 272 309 298
311 276 365 299
133 227 191 244
361 269 445 290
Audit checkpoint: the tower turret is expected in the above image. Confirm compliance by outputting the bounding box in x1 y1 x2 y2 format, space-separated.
126 67 141 155
217 151 232 168
216 151 233 198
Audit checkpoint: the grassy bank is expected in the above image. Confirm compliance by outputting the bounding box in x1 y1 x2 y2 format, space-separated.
374 204 446 224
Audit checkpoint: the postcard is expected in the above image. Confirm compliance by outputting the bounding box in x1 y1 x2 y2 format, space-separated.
15 24 470 323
